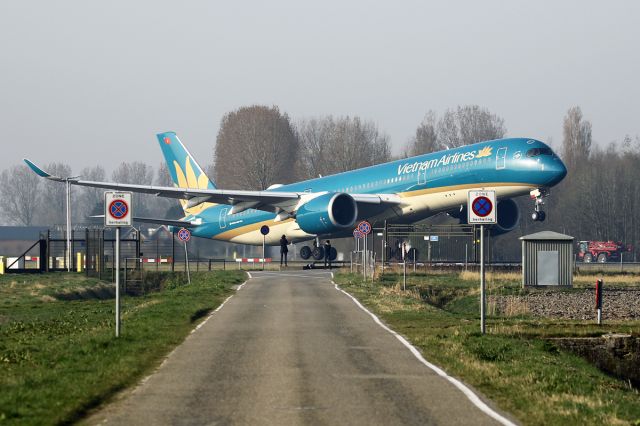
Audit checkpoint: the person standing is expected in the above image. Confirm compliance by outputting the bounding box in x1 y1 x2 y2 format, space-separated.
280 234 289 267
324 240 332 269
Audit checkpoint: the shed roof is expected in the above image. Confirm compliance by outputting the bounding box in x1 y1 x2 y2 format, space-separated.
0 226 49 241
519 231 574 241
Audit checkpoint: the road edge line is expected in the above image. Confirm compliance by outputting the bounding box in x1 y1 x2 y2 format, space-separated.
333 282 516 426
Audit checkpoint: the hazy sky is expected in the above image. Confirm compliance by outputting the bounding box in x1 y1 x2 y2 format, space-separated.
2 1 639 176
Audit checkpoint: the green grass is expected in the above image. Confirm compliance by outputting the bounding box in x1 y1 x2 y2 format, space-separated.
0 271 245 425
336 272 640 425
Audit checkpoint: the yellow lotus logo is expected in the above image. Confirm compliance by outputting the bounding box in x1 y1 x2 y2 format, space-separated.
174 156 215 215
476 146 493 158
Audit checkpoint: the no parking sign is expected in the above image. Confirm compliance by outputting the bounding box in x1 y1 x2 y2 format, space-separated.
104 192 132 227
467 190 496 224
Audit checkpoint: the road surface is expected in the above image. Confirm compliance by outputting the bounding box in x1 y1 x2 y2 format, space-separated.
90 270 513 426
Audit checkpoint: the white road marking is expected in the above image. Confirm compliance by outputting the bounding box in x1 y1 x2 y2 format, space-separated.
192 279 248 332
333 282 517 426
252 273 330 279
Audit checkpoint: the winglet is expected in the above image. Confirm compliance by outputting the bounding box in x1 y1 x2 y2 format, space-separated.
23 159 52 178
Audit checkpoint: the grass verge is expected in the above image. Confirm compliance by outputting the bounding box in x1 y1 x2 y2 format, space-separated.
335 272 640 425
0 271 245 425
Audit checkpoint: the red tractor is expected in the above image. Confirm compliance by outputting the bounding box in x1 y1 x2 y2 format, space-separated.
577 240 632 263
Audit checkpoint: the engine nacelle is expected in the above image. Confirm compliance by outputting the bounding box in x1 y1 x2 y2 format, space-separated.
296 193 358 235
493 198 520 235
447 198 520 236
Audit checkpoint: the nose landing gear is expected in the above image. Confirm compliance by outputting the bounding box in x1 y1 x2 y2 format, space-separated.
530 188 548 222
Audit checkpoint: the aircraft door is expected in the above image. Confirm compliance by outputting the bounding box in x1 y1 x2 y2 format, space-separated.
219 208 228 229
496 147 507 170
418 168 427 185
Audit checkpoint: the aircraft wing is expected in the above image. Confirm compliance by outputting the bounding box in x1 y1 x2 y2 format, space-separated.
24 159 402 215
90 215 202 228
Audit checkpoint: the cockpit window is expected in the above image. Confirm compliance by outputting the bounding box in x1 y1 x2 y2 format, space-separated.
526 147 553 157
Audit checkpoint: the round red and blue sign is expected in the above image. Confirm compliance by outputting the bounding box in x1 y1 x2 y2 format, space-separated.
357 221 372 235
177 228 191 242
471 196 493 218
108 199 128 220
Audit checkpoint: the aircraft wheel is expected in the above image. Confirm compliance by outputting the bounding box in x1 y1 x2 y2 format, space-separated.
584 253 593 263
531 211 539 221
538 211 546 222
312 247 325 260
597 253 608 263
300 246 311 260
329 247 337 261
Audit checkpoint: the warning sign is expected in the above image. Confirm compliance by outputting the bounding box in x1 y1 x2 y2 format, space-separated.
468 190 496 224
104 192 133 227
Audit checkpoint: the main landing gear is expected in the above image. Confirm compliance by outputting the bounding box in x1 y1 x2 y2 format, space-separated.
530 188 547 222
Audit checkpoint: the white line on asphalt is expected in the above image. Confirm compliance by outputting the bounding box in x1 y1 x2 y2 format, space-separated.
191 279 248 333
333 282 517 426
251 273 331 279
247 272 252 278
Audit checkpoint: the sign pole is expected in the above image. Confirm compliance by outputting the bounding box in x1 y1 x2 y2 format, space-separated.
480 224 485 334
364 233 367 281
115 226 120 337
262 235 266 271
66 179 71 272
184 241 191 284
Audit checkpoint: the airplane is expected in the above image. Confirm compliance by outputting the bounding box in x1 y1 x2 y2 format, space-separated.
24 132 567 259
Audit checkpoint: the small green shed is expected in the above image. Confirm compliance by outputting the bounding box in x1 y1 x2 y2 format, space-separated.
520 231 574 287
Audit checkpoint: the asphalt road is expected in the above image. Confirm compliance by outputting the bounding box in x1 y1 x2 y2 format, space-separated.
90 270 513 426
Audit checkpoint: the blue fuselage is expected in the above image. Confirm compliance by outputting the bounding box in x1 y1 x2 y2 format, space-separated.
185 138 566 245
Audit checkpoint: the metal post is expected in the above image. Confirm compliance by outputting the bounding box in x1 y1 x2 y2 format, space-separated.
480 224 485 334
596 279 603 325
171 230 175 272
184 242 191 284
262 235 266 271
620 252 623 273
350 251 353 273
66 179 71 272
115 227 120 337
403 259 406 291
363 234 367 281
465 244 468 271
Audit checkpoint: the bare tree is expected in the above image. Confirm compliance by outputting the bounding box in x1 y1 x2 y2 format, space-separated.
214 105 298 190
408 110 441 156
77 165 106 220
0 164 41 225
154 162 180 218
38 162 72 225
112 162 155 216
437 105 506 148
561 106 592 169
297 116 391 179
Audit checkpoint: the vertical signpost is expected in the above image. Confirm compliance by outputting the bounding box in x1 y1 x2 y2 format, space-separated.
178 228 192 284
357 221 372 280
105 192 133 338
468 190 496 335
260 225 270 271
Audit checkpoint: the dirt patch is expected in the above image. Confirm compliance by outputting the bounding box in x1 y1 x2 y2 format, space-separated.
491 288 640 320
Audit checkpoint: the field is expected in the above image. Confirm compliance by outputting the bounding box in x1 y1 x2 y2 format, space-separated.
335 271 640 425
0 271 245 425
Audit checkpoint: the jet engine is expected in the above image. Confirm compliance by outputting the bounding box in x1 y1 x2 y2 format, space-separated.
493 198 520 234
296 193 358 235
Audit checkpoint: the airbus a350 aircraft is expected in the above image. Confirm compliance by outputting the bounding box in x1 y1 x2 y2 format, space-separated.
25 132 567 254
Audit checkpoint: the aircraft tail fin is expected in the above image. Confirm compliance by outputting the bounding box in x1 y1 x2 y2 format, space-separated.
156 131 217 215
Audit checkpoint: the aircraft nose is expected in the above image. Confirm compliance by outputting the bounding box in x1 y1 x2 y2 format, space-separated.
547 157 567 185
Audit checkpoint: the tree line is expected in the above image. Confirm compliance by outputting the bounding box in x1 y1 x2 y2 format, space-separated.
1 104 639 261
